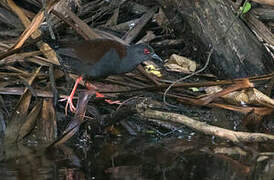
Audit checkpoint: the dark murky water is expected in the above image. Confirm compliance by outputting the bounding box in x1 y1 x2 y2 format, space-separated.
0 135 273 180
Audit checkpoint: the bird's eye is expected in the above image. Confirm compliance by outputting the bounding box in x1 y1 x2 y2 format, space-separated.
144 48 150 54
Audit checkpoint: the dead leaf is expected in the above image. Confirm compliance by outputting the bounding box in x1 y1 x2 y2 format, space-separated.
36 98 57 143
164 54 196 73
4 66 41 144
18 100 43 141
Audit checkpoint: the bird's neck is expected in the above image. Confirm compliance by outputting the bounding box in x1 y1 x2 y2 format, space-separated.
117 48 142 73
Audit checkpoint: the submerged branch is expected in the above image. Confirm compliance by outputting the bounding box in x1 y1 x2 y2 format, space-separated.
138 106 274 143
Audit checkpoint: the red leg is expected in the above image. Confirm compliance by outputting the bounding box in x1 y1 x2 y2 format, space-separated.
85 81 121 105
85 82 105 98
59 76 83 115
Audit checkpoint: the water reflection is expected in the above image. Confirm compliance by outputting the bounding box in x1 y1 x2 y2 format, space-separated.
0 137 273 180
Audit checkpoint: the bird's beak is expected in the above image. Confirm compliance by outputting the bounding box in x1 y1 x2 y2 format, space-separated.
151 53 163 62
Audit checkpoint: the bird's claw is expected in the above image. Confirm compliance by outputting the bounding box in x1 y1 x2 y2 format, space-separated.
105 99 122 105
59 96 76 115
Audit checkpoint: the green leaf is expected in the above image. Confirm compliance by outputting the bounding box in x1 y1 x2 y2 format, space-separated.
240 2 252 14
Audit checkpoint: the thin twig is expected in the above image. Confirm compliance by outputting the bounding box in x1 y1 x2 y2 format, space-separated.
163 47 213 108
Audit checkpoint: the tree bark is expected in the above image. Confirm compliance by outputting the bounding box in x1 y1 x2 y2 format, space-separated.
160 0 274 78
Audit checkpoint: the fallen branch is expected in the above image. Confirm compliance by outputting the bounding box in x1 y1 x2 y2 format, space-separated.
251 0 274 6
138 107 274 143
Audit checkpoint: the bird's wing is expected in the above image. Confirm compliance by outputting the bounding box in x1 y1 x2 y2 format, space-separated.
56 39 127 67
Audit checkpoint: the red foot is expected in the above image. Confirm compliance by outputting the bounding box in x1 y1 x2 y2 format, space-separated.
94 91 121 104
105 99 122 105
95 92 105 98
60 76 82 115
59 95 76 115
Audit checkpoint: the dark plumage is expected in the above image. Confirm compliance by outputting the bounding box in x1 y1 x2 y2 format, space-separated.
52 39 161 79
46 38 162 114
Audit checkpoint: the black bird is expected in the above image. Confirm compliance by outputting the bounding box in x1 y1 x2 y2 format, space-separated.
48 38 162 114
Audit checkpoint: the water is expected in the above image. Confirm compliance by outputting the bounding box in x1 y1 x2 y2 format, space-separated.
0 136 273 180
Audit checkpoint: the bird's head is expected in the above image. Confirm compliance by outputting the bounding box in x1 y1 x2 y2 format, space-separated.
129 43 163 63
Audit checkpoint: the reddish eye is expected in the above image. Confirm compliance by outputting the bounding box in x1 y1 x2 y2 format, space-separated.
144 48 150 54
